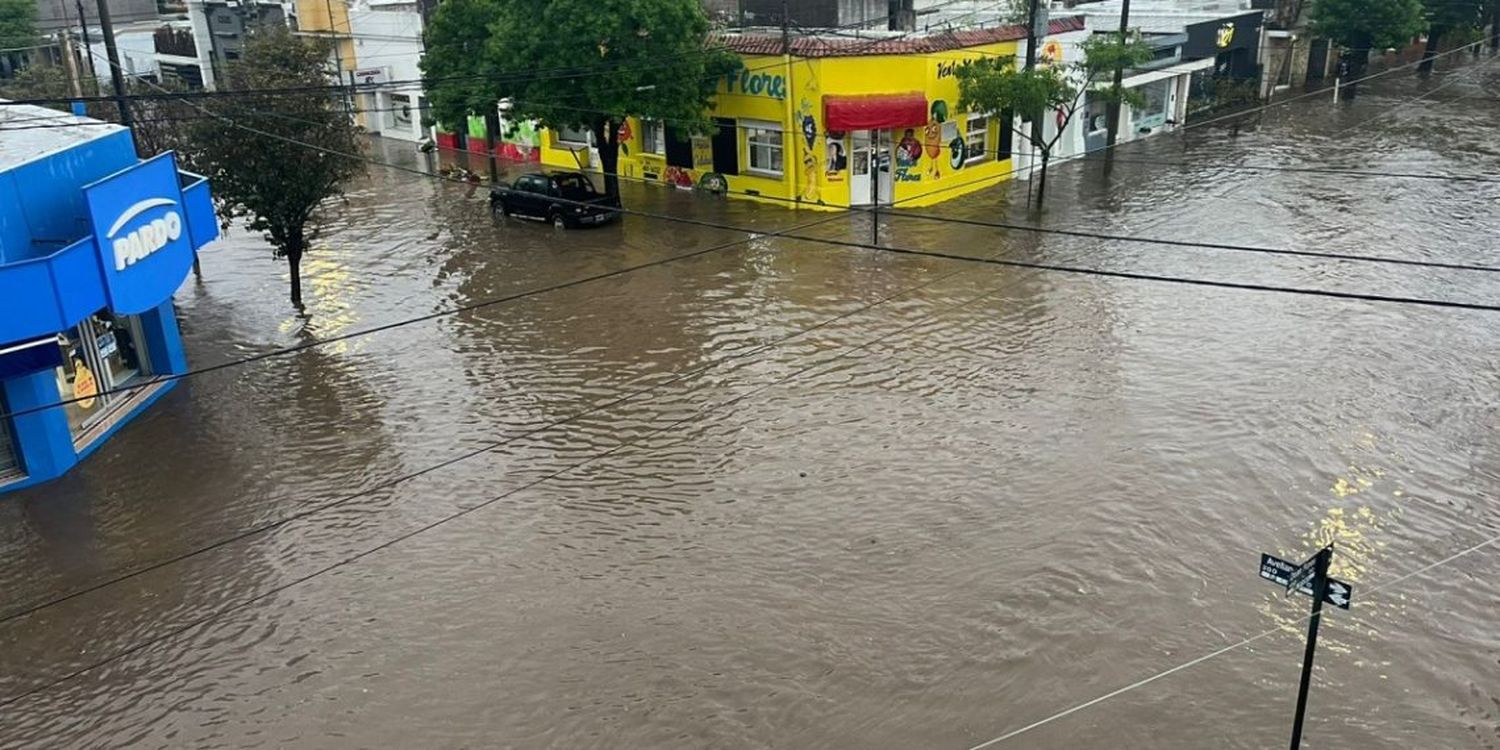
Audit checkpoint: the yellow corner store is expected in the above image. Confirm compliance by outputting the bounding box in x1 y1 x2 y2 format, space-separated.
538 20 1083 209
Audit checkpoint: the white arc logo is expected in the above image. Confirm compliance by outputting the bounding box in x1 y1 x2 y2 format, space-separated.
108 198 183 272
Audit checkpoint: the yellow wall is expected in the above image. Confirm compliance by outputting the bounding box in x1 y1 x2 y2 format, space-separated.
539 41 1020 210
295 0 359 126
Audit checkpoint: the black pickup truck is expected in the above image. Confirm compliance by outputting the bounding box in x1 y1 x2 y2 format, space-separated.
490 172 621 229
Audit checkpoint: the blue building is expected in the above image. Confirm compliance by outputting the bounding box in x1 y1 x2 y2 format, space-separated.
0 103 217 493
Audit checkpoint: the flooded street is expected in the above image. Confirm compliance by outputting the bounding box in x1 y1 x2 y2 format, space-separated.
2 61 1499 748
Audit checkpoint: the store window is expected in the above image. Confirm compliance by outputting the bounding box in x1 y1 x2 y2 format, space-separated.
53 311 150 441
998 108 1014 158
743 121 783 176
556 125 592 147
641 120 666 155
965 113 991 164
1131 80 1170 130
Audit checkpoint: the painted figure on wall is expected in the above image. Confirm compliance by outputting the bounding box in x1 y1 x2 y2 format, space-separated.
896 128 922 167
925 100 948 179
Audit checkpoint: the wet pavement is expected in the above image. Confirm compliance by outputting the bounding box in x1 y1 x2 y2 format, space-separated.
1 59 1499 749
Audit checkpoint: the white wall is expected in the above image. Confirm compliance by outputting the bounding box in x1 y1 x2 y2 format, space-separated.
347 1 427 141
84 27 160 81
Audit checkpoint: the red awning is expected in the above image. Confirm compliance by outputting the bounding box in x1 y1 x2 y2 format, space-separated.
823 93 929 132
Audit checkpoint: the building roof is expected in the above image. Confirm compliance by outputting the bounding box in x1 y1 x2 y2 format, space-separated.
715 15 1087 58
0 102 127 174
1072 0 1263 34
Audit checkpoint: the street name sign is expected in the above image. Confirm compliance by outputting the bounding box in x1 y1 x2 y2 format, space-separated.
1258 553 1353 610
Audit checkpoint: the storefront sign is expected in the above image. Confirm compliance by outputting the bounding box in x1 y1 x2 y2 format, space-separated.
73 361 98 410
84 153 195 316
353 67 388 86
723 70 786 100
97 332 119 359
1216 23 1235 48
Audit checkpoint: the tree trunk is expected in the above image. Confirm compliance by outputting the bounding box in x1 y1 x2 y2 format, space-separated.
1419 28 1443 74
286 228 306 309
591 119 621 198
1036 148 1050 207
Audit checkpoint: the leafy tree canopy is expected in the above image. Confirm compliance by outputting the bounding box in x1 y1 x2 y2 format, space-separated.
423 0 740 195
187 27 364 307
0 0 37 49
1310 0 1426 51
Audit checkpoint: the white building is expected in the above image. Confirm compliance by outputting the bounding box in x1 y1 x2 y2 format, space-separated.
346 0 429 142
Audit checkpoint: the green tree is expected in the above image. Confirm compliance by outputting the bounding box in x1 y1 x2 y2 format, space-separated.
422 0 740 198
186 28 363 308
1419 0 1485 71
1310 0 1426 78
957 31 1152 206
0 0 37 48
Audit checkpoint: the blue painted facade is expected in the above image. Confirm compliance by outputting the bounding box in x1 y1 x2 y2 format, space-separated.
0 109 217 493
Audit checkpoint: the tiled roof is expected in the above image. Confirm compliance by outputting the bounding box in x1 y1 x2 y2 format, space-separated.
716 16 1087 58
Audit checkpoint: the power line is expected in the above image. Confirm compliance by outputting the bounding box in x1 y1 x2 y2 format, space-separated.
964 528 1500 748
773 230 1500 313
0 263 970 626
0 273 1019 709
887 210 1500 273
8 48 1492 420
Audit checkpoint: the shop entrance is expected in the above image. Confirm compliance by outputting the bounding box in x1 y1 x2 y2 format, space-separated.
849 130 893 206
54 311 150 441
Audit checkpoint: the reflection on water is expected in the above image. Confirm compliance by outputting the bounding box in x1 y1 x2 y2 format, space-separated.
0 64 1498 748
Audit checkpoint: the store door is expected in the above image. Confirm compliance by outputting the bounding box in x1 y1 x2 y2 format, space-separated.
849 131 871 206
849 130 893 206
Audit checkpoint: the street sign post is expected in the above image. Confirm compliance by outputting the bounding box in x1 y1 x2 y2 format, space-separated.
1258 552 1352 609
1257 544 1351 749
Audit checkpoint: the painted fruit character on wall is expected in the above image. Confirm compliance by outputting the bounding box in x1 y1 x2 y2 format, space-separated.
925 100 948 179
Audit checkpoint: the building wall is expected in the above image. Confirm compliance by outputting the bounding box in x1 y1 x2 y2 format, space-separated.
536 41 1022 209
295 0 359 106
83 27 160 81
347 2 428 141
34 0 157 32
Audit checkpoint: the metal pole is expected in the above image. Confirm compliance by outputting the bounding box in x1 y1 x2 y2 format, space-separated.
1288 545 1332 750
76 0 99 95
94 0 133 129
1023 0 1043 196
1103 0 1130 165
1332 76 1340 103
870 131 879 244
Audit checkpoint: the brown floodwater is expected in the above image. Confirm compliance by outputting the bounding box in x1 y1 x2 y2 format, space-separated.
1 62 1498 749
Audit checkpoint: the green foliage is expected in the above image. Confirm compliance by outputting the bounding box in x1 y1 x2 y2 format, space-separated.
418 0 501 128
0 0 37 49
956 31 1153 148
1078 31 1153 109
956 58 1073 121
185 28 363 305
1310 0 1426 51
1424 0 1485 34
423 0 740 194
0 63 72 100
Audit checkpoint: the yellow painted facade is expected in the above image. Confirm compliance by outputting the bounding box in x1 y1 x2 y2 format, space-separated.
538 39 1020 209
294 0 360 126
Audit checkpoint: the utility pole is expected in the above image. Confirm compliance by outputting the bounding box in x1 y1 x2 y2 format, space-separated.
1287 545 1332 750
1103 0 1130 169
59 28 84 98
56 0 83 98
94 0 133 129
76 0 99 95
1023 0 1045 204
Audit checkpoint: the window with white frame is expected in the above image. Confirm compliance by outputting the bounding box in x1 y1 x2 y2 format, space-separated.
964 113 990 164
556 125 592 146
743 121 784 176
641 120 666 155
